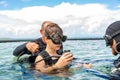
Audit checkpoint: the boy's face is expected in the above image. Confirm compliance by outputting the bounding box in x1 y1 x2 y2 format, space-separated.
45 36 61 51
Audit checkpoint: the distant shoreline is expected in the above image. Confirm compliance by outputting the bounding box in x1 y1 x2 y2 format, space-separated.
0 38 104 43
67 38 103 40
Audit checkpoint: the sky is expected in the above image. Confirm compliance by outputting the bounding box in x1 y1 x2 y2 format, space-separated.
0 0 120 38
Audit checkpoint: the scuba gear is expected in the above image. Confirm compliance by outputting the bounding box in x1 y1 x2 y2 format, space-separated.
16 38 63 64
111 56 120 80
104 30 120 46
35 50 60 66
115 42 120 54
44 30 67 44
114 56 120 68
63 50 71 53
104 35 113 46
35 55 61 65
104 21 120 46
104 21 120 55
104 21 120 79
35 50 71 65
44 22 67 44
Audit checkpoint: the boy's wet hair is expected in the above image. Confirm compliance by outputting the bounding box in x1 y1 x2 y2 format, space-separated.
41 21 53 30
45 23 63 37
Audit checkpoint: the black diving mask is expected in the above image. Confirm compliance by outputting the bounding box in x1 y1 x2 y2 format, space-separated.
45 31 67 44
104 35 113 46
50 34 67 44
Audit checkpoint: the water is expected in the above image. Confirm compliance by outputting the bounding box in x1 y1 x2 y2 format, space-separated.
0 40 118 80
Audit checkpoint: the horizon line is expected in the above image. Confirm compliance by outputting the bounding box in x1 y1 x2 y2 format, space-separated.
0 37 104 43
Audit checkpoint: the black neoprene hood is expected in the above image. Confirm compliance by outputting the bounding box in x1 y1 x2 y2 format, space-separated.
106 21 120 34
105 21 120 43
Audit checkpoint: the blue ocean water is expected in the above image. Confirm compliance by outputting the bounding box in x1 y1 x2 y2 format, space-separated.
0 40 118 80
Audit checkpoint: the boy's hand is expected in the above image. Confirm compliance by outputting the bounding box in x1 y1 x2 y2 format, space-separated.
55 52 73 69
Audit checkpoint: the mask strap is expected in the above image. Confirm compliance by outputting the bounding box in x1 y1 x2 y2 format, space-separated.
111 30 120 38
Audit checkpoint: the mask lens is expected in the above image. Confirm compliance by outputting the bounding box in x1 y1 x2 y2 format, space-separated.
51 34 62 44
62 35 67 42
49 34 67 44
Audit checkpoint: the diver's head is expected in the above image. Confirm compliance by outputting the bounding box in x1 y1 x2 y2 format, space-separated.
104 21 120 55
45 23 67 44
44 23 67 50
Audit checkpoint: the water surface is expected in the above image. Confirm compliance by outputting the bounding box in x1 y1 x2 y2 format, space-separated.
0 40 117 80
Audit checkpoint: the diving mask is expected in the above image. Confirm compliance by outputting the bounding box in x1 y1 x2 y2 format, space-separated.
104 35 113 46
45 31 67 44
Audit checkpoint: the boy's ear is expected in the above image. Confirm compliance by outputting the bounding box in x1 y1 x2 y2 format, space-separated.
40 29 42 34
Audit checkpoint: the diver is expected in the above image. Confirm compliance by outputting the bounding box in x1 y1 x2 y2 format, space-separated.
13 21 92 73
35 22 73 74
104 20 120 80
13 21 64 64
35 22 92 74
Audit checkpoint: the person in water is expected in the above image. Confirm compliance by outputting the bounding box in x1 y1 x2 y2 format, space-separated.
13 21 63 63
104 21 120 79
35 22 92 74
13 21 92 70
35 22 73 73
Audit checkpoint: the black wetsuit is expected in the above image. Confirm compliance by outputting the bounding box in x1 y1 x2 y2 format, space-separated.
13 38 63 63
110 56 120 80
